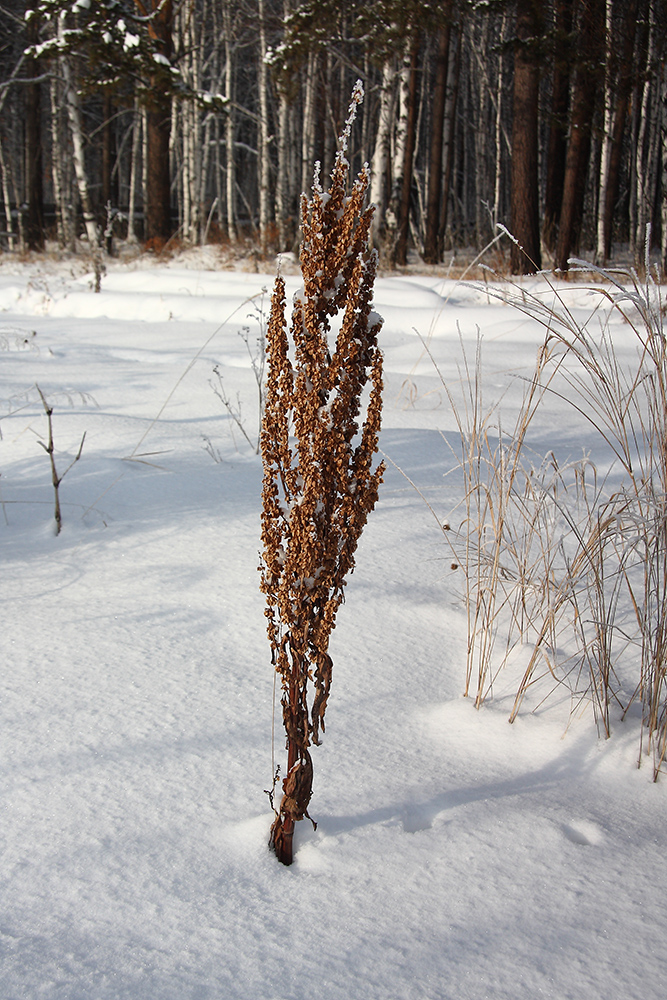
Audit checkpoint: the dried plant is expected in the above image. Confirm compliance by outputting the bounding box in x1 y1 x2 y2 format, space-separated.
437 249 667 778
210 292 268 454
260 81 384 864
36 384 86 535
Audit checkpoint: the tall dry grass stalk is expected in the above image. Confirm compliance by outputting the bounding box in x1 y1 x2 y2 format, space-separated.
260 82 384 864
442 253 667 778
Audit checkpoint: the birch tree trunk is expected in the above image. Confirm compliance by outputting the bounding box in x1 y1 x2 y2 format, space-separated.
634 3 655 259
369 58 395 247
300 50 318 197
595 0 614 263
394 40 420 266
383 40 413 263
25 8 44 250
49 75 70 248
258 0 272 254
276 88 291 249
223 0 237 243
493 12 507 232
127 99 141 243
59 17 98 247
0 139 15 251
274 0 292 249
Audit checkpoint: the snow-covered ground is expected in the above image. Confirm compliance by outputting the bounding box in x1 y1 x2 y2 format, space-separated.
1 251 665 1000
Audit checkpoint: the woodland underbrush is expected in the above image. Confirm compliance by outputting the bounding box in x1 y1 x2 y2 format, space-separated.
439 260 667 779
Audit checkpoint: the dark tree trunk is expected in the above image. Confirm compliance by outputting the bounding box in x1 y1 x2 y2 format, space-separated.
145 106 172 242
423 24 451 263
510 0 542 273
139 0 174 243
554 0 603 272
102 93 118 253
438 24 462 253
25 10 44 250
543 0 574 251
603 0 638 260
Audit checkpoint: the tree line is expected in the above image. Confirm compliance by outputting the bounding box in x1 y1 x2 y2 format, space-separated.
1 0 666 274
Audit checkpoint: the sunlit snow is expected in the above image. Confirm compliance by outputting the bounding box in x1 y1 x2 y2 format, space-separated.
0 250 664 1000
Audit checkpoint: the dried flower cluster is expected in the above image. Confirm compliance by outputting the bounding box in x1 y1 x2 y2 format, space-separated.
260 82 384 865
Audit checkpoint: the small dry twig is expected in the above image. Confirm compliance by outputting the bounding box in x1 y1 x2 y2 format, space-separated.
36 385 86 535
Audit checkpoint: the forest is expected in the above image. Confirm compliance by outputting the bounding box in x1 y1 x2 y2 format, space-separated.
0 0 666 275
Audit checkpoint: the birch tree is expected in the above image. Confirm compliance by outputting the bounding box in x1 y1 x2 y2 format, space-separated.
258 0 272 253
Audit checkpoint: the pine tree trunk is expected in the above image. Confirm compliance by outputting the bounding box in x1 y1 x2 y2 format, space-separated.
473 15 491 248
510 0 542 272
423 25 451 263
554 0 603 272
602 0 638 261
542 0 573 252
142 0 174 243
438 24 462 253
101 94 117 253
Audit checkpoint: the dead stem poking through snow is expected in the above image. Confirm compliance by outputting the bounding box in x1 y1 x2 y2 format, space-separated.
260 82 384 865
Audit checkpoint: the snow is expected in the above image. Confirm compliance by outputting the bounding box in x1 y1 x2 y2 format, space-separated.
0 252 665 1000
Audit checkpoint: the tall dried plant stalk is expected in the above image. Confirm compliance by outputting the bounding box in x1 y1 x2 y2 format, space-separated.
260 82 384 865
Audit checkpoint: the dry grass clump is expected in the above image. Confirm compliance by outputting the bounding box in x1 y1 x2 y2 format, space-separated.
442 256 667 779
260 82 384 864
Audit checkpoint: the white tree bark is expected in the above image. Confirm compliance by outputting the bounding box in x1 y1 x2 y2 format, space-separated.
58 15 97 247
300 50 317 197
596 0 613 263
634 5 655 256
223 0 237 243
0 138 15 250
49 75 69 248
369 57 396 245
258 0 271 253
493 13 507 230
127 99 141 243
